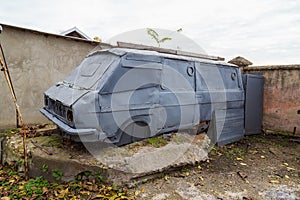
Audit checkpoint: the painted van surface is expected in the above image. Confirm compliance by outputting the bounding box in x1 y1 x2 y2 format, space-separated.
41 48 245 146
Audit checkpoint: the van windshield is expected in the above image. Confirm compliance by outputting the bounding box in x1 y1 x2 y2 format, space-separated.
63 52 117 90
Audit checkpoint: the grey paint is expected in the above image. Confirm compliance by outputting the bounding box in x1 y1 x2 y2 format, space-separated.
243 74 264 135
41 48 249 146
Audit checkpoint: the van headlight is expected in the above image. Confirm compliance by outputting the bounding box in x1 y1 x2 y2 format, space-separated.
44 95 49 107
67 110 73 122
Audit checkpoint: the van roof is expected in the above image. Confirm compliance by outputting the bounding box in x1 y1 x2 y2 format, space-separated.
89 45 238 68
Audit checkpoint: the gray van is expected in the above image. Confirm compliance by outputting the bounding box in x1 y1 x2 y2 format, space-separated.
41 46 246 146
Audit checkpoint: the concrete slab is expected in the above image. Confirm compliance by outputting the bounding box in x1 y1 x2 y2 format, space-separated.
0 127 210 186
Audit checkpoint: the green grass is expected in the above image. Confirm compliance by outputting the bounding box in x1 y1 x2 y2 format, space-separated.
146 136 168 148
211 146 247 159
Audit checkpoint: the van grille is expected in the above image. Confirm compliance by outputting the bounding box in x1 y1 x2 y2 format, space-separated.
44 96 73 127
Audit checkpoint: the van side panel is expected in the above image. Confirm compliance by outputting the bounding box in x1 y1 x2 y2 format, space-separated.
195 62 245 145
98 53 162 141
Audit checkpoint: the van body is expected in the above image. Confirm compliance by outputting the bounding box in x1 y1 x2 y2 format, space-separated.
40 47 245 146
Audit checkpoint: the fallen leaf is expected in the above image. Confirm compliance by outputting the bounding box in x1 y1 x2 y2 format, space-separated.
186 172 190 176
285 175 290 179
249 150 258 154
198 176 204 181
1 197 10 200
42 187 48 194
135 190 139 196
8 179 15 184
70 196 78 200
80 191 90 195
270 180 280 184
87 185 93 191
141 188 145 193
287 167 295 171
260 155 266 159
107 186 112 190
109 194 118 200
164 175 169 181
274 175 281 179
94 194 106 199
283 162 289 166
237 171 248 179
197 165 202 170
60 188 69 196
240 162 247 166
236 157 243 161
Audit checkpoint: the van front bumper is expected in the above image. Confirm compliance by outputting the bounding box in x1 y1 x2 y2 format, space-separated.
40 108 108 142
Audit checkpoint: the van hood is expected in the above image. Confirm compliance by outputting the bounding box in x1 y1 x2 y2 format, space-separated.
45 83 89 107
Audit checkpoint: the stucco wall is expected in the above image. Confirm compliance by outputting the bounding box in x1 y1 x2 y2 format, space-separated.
0 24 99 128
244 65 300 134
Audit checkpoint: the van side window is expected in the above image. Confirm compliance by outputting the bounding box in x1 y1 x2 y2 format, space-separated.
100 56 162 94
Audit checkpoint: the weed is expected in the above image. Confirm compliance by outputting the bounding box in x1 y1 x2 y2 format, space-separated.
42 164 49 172
112 183 117 191
224 147 247 159
181 167 190 173
1 180 7 186
23 176 49 198
11 128 21 132
68 180 82 191
94 169 103 182
84 171 91 177
8 171 18 176
2 128 20 136
251 136 268 144
142 179 147 184
52 169 63 181
210 147 222 156
158 173 165 179
3 130 13 136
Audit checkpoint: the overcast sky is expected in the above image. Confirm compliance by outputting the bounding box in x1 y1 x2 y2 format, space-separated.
0 0 299 65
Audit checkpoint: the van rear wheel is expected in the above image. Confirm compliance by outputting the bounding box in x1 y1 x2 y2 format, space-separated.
116 122 150 146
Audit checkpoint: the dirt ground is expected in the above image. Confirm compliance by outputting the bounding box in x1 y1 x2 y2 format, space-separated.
0 128 299 199
129 132 300 200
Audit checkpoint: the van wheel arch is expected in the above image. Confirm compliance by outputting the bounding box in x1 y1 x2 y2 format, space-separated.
115 121 151 146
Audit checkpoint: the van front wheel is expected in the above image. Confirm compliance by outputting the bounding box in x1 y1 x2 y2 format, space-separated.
115 122 151 146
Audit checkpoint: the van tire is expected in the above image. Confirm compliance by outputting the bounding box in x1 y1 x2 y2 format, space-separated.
197 121 210 134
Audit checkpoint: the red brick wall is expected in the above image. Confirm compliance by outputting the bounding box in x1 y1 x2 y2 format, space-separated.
244 65 300 135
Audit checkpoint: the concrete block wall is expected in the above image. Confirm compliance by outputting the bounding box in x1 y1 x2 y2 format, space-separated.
244 65 300 135
0 24 99 128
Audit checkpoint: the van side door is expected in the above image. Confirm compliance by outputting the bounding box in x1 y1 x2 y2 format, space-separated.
160 58 196 131
99 53 163 137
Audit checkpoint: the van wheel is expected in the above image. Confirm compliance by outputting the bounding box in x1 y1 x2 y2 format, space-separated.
197 121 210 134
116 122 150 146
